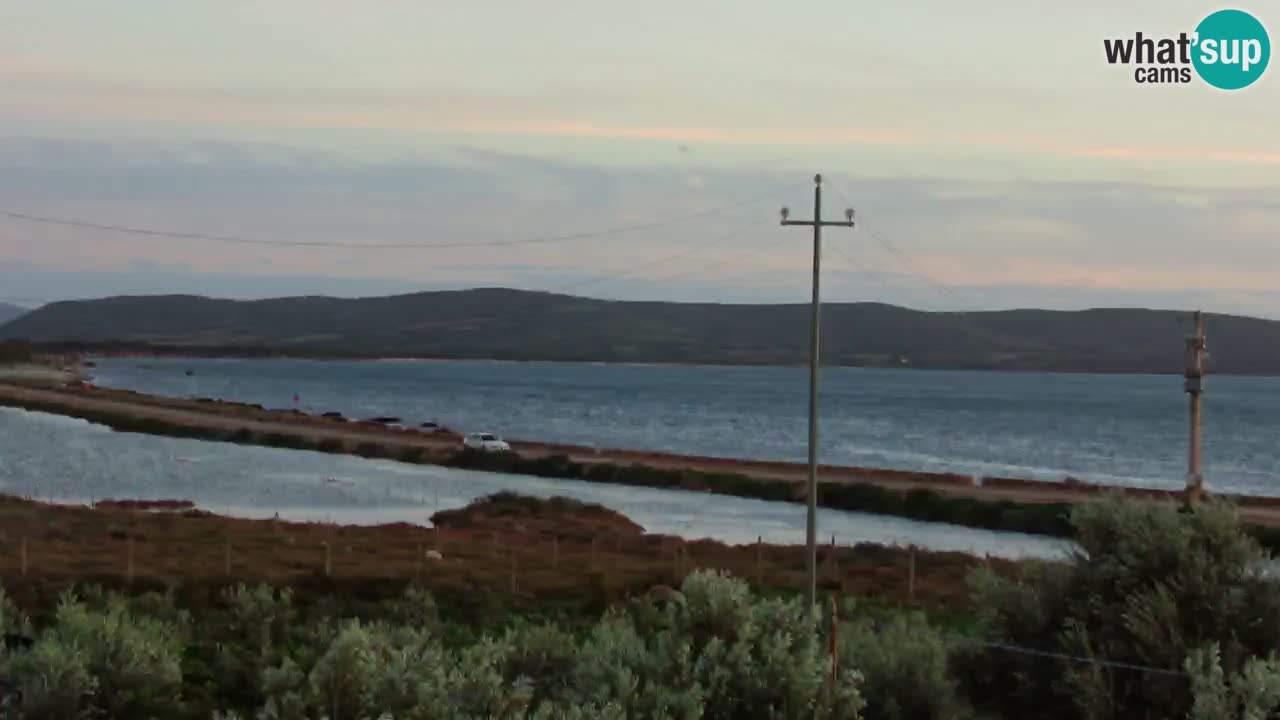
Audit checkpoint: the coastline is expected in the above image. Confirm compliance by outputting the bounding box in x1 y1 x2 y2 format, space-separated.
41 345 1274 377
6 379 1280 548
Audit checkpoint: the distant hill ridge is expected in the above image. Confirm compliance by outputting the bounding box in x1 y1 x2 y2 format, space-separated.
0 287 1274 374
0 302 27 326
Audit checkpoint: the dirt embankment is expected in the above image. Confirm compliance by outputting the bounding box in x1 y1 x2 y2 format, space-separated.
2 380 1279 527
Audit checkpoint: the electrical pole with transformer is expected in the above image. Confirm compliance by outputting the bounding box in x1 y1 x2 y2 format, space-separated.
1184 310 1207 506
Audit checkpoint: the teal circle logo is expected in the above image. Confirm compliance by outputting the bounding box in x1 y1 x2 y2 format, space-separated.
1192 9 1270 90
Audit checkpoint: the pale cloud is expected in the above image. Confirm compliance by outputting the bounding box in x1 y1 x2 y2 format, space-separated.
2 0 1280 317
1 137 1279 314
8 78 1280 171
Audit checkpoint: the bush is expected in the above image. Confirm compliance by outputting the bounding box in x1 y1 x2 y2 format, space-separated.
228 427 255 444
0 583 29 637
315 438 345 454
839 611 966 720
1 638 96 720
256 620 532 720
260 432 311 450
558 570 865 719
584 463 616 483
353 441 390 459
1185 643 1280 720
500 624 580 707
961 496 1280 720
2 591 184 719
396 446 426 463
381 585 441 633
195 584 300 715
0 340 33 363
449 448 520 473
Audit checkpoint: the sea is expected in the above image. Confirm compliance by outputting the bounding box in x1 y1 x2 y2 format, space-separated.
88 357 1280 496
0 406 1068 558
4 356 1276 559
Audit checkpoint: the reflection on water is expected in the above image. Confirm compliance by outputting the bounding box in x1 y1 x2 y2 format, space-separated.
0 407 1071 559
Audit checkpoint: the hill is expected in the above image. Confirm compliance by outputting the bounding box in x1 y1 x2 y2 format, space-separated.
0 288 1272 373
0 302 27 326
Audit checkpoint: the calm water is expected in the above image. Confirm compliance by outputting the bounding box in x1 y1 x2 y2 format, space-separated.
0 407 1068 558
89 357 1280 496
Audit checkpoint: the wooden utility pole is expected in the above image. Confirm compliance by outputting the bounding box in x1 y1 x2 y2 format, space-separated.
781 174 855 608
1184 310 1207 505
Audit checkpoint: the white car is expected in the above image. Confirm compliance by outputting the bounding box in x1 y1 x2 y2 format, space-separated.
462 432 511 453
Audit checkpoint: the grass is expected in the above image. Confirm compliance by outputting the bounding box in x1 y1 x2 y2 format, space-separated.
0 493 1003 622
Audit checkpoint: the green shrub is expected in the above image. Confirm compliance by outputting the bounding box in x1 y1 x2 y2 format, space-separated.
0 583 29 636
228 427 255 444
396 446 426 463
584 463 615 483
353 441 390 458
1 637 97 720
541 570 866 719
193 584 300 715
255 620 532 720
962 496 1280 720
500 624 581 707
1186 643 1280 720
524 454 582 479
381 585 441 632
260 433 311 450
839 611 966 720
450 448 520 473
2 591 184 720
315 438 345 454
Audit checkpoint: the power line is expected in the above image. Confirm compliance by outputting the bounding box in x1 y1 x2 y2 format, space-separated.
553 216 774 293
823 177 978 308
613 224 787 286
0 181 800 251
972 641 1188 678
825 241 894 295
0 222 781 316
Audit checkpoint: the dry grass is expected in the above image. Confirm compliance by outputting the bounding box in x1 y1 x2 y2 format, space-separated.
0 494 1009 618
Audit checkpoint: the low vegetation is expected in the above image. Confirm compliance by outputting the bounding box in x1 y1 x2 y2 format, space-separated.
0 342 32 365
450 449 1083 544
429 491 643 540
2 495 1280 719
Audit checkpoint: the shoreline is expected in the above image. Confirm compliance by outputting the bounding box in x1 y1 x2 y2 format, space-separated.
46 346 1280 377
7 380 1280 544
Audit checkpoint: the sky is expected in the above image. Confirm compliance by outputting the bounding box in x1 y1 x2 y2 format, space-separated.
1 1 1279 316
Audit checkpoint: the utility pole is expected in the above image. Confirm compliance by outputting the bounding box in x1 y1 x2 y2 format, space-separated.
781 173 854 608
1184 310 1207 505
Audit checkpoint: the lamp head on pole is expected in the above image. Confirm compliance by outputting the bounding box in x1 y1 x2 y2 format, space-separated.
845 208 855 223
780 207 790 222
814 173 823 185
